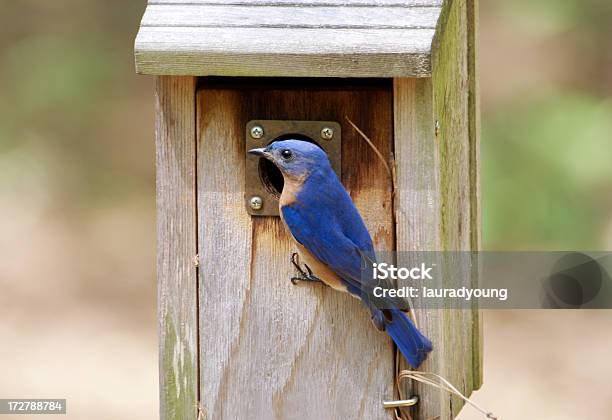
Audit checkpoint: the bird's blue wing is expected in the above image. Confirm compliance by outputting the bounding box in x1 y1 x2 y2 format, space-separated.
282 203 370 290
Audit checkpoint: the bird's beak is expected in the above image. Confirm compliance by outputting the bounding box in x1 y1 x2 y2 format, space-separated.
248 148 267 157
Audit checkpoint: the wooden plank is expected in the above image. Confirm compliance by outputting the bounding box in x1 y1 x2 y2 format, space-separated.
135 27 433 54
141 5 441 29
423 0 481 417
197 78 395 420
393 78 439 253
433 0 471 251
135 27 434 77
393 77 446 417
134 0 444 76
429 0 475 416
467 0 482 391
156 76 199 420
149 0 442 6
393 0 481 417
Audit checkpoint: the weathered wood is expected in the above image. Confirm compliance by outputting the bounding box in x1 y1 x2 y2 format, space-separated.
393 77 446 417
197 78 396 419
431 6 479 413
135 27 434 77
393 78 439 253
134 0 443 77
393 0 481 418
467 0 482 391
149 0 442 5
142 5 440 28
156 76 198 420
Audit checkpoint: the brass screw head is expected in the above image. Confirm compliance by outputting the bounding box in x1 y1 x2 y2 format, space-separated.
250 125 264 139
320 127 334 140
249 196 263 210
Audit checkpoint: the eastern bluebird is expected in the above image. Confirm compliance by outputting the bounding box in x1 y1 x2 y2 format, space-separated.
249 139 432 368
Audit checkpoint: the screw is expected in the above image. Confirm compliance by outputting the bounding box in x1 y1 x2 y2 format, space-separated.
320 127 334 140
435 120 440 137
250 125 264 139
249 196 263 211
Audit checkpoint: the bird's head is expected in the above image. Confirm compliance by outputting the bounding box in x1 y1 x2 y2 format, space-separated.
248 139 331 180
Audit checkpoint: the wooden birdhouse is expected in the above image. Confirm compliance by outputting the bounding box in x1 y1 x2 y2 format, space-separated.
135 0 481 418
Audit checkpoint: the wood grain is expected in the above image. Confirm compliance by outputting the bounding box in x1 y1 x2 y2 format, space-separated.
431 2 478 413
134 0 443 77
149 0 442 5
393 77 446 417
135 27 434 77
467 0 482 391
197 78 395 419
156 76 199 420
428 0 478 415
141 5 441 28
393 0 481 418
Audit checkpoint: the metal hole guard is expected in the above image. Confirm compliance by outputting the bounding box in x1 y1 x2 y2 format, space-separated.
245 120 342 216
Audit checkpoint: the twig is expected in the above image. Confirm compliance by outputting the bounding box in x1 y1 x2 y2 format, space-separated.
345 115 418 330
345 116 392 179
398 371 498 420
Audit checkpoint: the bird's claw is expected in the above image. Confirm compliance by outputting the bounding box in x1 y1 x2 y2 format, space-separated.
291 252 303 272
290 253 323 285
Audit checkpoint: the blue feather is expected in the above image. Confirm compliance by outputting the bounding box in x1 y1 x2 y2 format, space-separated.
268 140 433 368
384 309 433 368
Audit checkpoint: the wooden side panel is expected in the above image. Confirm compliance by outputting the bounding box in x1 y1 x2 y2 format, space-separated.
197 79 395 420
431 0 482 413
393 77 446 417
156 76 198 420
393 78 439 253
393 0 481 418
467 0 483 391
433 0 471 251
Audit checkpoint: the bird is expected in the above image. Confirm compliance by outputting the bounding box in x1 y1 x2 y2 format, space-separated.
248 139 432 368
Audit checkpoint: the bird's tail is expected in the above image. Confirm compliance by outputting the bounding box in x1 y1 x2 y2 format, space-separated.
384 309 432 368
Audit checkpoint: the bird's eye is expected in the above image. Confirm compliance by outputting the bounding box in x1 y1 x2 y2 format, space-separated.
280 149 293 160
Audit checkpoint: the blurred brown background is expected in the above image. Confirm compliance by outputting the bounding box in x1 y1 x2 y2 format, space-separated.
0 1 610 419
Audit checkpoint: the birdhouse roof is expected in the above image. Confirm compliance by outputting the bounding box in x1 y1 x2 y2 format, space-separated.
134 0 443 77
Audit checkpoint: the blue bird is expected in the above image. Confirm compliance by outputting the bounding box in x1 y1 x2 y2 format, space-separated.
249 139 432 368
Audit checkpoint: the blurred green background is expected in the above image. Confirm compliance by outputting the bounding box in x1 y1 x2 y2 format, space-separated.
481 0 612 250
0 0 610 419
0 1 158 418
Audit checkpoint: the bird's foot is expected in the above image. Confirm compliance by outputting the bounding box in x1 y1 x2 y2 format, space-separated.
290 253 323 285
